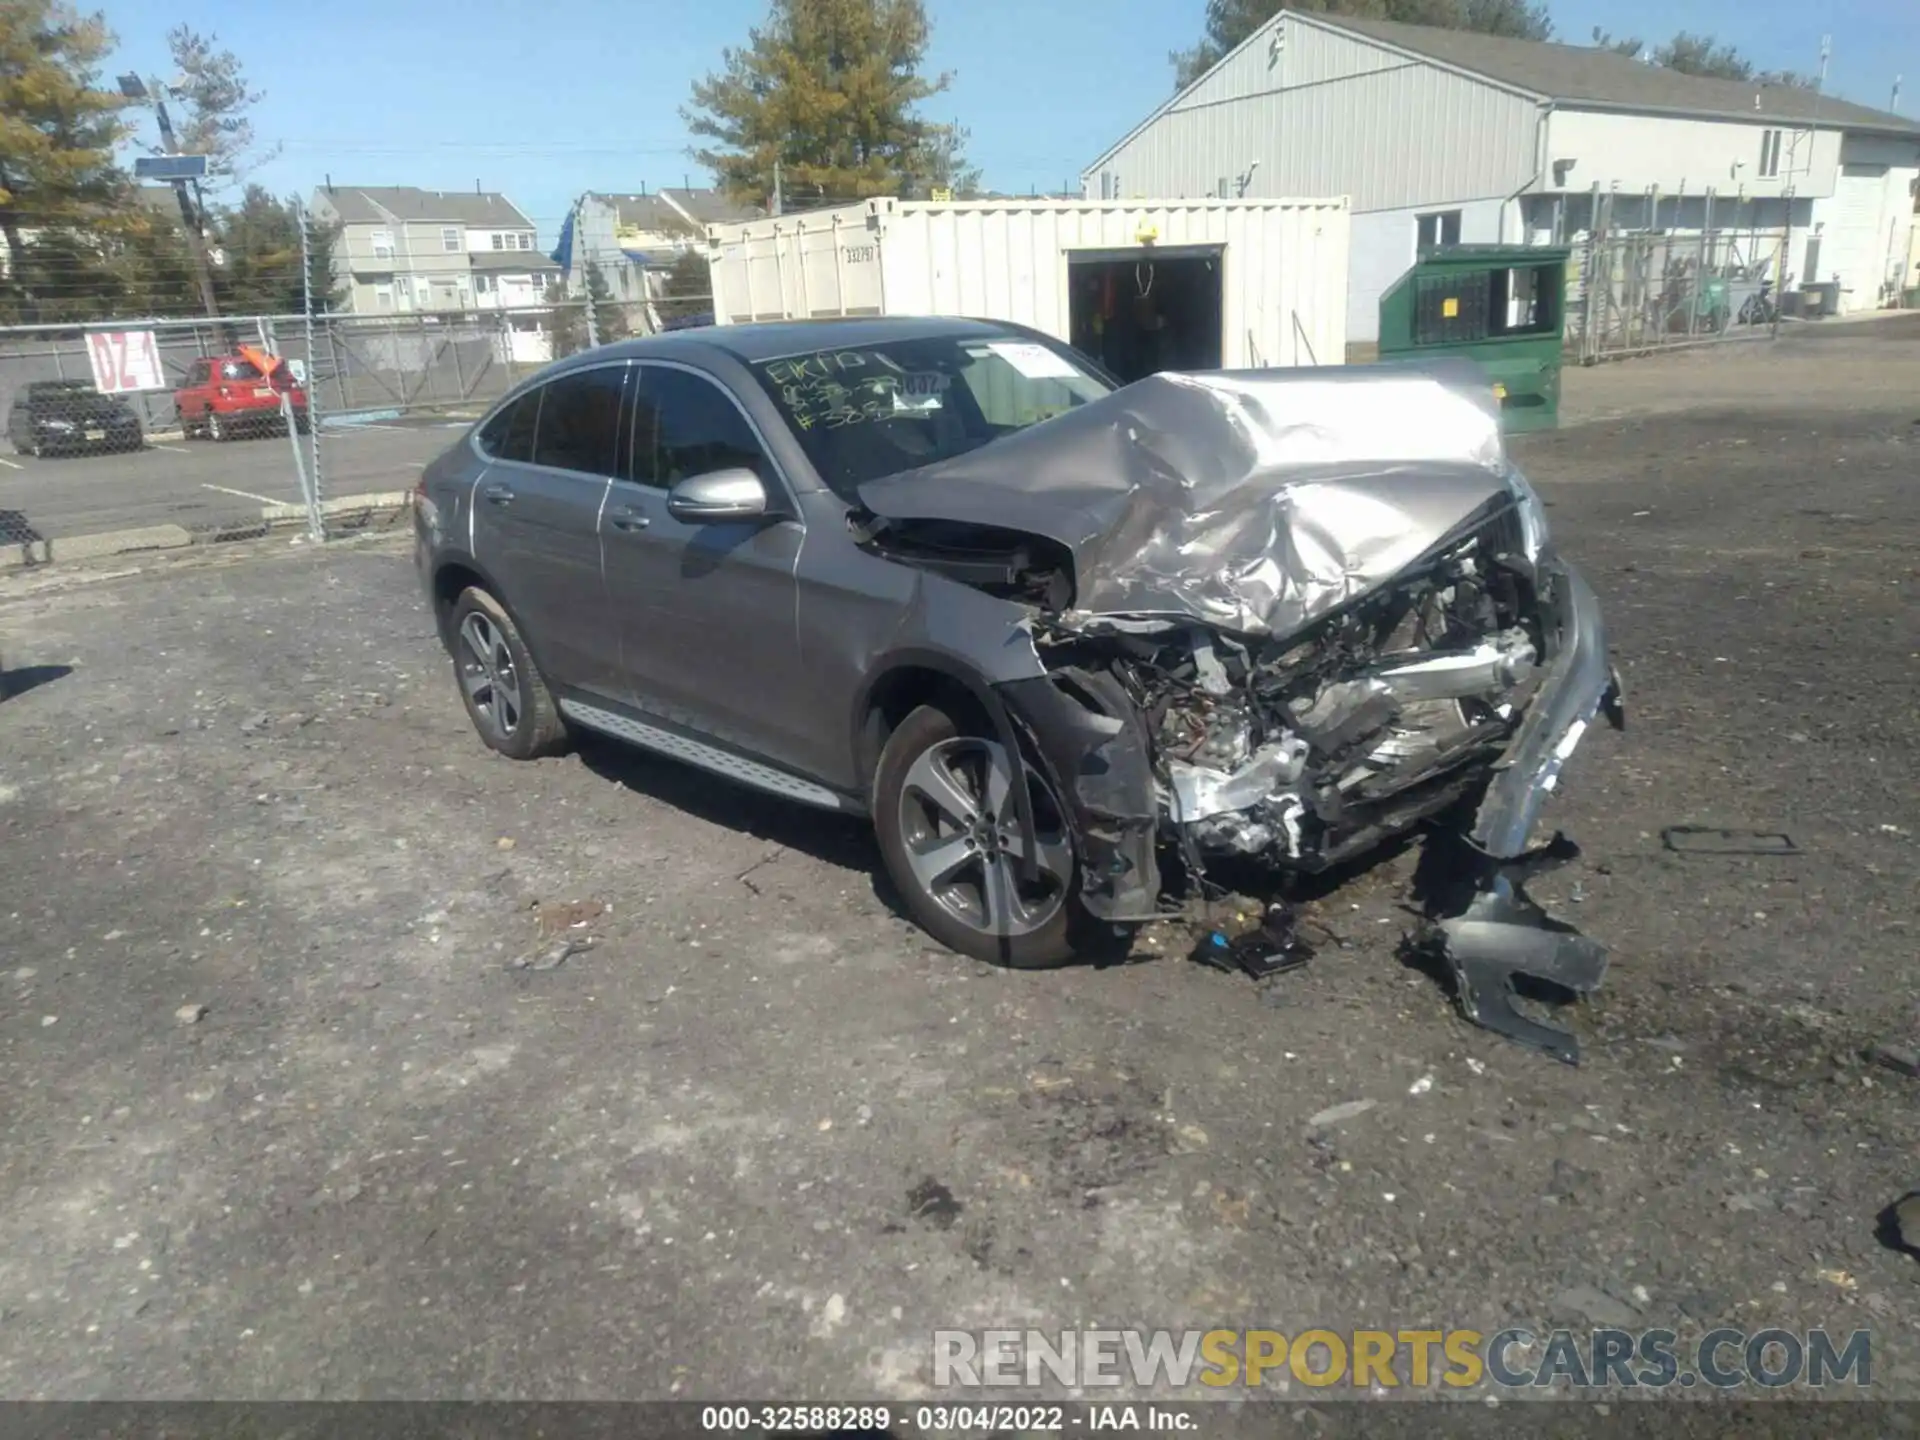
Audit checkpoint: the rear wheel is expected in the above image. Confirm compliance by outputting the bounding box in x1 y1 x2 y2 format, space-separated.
449 586 568 760
873 704 1080 969
206 410 228 442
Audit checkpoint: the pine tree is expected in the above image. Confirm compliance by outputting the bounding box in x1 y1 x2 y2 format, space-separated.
164 26 279 187
0 0 132 320
656 251 712 325
541 262 624 357
684 0 970 208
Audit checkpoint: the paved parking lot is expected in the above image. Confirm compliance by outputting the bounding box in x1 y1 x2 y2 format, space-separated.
0 419 458 544
0 322 1915 1407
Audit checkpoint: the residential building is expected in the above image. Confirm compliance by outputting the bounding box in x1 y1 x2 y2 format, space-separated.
572 187 764 307
307 185 560 315
1083 13 1920 340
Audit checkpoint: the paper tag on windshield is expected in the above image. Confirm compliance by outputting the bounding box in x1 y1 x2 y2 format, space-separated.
986 341 1078 380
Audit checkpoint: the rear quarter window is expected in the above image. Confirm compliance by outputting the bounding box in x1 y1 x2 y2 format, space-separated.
476 389 541 463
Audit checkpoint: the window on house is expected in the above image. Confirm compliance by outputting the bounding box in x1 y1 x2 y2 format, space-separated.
517 233 532 250
491 233 504 250
474 274 493 295
1416 210 1463 251
1758 129 1783 179
374 282 394 311
371 229 394 260
442 227 461 252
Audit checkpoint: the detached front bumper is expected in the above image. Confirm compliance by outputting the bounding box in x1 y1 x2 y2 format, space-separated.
1435 555 1625 1065
1469 558 1622 859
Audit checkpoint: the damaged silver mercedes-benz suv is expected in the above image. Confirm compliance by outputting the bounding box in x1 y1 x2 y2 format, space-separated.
416 316 1623 1059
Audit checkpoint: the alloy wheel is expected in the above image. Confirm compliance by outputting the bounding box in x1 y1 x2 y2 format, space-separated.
458 611 523 739
896 736 1072 938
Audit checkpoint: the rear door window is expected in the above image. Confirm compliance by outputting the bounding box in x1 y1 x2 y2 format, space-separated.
477 389 541 463
530 365 629 476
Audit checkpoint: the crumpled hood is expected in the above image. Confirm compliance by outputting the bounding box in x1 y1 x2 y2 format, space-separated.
856 361 1526 639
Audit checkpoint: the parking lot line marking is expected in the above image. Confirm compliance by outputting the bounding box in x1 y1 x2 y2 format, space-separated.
202 482 277 504
152 444 190 454
0 457 21 470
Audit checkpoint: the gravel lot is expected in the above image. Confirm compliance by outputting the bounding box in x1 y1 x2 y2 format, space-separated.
0 320 1914 1407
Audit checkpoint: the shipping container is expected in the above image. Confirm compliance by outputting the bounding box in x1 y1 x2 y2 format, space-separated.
704 197 1351 381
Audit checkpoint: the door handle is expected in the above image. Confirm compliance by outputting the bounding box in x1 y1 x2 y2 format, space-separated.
481 482 515 505
607 505 650 532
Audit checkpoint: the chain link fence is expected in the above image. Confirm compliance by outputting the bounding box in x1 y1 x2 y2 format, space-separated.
1566 196 1788 364
0 197 716 568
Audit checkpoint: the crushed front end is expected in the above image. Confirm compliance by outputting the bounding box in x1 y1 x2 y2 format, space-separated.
858 364 1624 1060
1015 499 1622 1061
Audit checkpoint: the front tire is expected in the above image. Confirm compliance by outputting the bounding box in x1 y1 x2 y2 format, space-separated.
873 704 1081 969
207 411 228 442
448 586 568 760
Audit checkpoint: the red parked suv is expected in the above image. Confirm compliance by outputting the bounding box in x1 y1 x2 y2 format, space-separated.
174 350 309 441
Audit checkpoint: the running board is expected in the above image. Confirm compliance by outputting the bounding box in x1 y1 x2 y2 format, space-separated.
558 698 856 813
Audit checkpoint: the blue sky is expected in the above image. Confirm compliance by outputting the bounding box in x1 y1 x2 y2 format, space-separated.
101 0 1915 244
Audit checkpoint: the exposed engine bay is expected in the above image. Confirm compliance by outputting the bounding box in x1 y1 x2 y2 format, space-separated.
853 362 1625 1062
1057 511 1544 874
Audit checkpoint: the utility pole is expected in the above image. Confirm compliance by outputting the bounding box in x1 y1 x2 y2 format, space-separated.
772 161 784 217
576 195 598 349
132 74 221 318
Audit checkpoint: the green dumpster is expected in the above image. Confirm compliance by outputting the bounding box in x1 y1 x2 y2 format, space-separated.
1377 244 1569 434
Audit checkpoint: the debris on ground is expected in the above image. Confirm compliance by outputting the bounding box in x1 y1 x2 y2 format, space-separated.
506 934 596 972
1306 1098 1377 1129
174 1003 208 1025
1188 901 1314 981
1892 1194 1920 1255
1553 1283 1641 1327
906 1177 963 1230
1413 830 1606 1066
1868 1043 1920 1079
1660 826 1800 856
534 899 608 937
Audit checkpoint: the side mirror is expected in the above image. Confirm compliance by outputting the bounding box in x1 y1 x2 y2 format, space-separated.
666 467 768 523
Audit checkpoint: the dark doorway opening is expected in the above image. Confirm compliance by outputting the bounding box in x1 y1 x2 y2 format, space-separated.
1068 247 1224 386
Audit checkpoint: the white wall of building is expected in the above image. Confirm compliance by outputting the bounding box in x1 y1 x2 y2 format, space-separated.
1085 14 1541 213
1544 109 1840 200
1807 133 1920 311
1347 198 1509 342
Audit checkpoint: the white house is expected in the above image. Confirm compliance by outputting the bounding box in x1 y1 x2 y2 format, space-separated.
1083 13 1920 341
572 187 764 310
310 186 558 315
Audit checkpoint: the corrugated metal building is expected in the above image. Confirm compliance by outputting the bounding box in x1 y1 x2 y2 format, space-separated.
1083 12 1920 341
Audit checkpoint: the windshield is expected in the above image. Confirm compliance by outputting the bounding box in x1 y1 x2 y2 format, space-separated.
747 332 1112 495
221 359 264 380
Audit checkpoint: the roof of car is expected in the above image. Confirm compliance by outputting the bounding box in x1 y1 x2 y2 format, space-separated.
593 316 1039 366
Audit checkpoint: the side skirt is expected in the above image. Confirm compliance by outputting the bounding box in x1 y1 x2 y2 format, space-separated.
557 696 861 815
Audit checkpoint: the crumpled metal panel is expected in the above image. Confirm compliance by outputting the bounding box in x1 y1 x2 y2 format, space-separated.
856 361 1523 640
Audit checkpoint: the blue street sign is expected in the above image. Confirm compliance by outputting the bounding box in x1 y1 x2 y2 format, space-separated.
134 155 209 182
